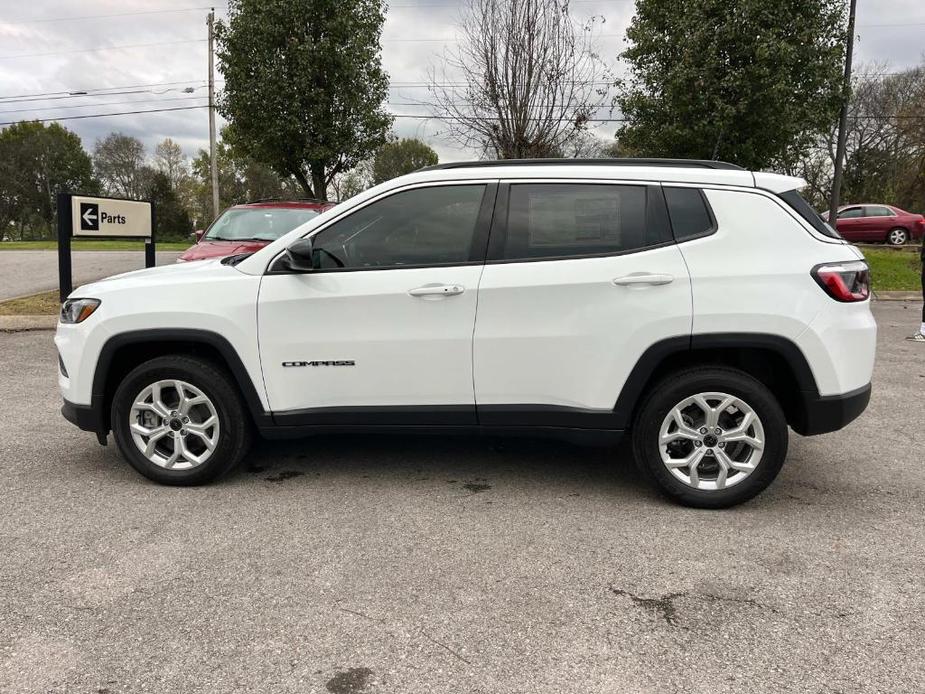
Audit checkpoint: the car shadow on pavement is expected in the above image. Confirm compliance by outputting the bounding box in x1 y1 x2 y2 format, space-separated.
234 433 659 500
81 431 810 509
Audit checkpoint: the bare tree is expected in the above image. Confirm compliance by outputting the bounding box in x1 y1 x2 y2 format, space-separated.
427 0 610 159
154 138 189 190
93 133 146 199
789 63 925 211
559 129 613 158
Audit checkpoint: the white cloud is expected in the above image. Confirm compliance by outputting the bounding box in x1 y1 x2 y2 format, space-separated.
0 0 921 164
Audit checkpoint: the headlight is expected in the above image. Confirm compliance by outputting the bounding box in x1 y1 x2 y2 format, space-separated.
176 258 188 263
60 298 101 324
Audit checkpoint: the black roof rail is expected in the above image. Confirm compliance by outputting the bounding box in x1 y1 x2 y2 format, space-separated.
419 158 745 171
244 197 329 204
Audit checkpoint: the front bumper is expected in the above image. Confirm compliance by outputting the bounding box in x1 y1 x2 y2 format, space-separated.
62 399 108 444
792 383 871 436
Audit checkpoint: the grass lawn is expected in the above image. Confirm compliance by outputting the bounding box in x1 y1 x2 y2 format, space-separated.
0 239 190 251
0 246 918 317
862 247 922 292
0 290 60 316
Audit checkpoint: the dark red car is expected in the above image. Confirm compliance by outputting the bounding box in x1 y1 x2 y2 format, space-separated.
823 204 925 246
177 199 335 262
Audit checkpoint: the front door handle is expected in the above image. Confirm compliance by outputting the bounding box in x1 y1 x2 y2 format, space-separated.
408 284 465 297
612 273 675 286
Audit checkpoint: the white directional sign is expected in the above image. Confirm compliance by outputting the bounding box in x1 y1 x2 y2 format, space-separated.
70 195 152 238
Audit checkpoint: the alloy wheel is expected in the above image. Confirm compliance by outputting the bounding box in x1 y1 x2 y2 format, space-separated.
658 391 764 491
888 229 907 245
129 380 220 470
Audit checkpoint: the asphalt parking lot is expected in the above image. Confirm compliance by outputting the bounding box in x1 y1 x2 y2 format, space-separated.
0 250 182 301
1 301 923 694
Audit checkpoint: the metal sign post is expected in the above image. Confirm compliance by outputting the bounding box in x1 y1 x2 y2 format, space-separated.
57 193 155 302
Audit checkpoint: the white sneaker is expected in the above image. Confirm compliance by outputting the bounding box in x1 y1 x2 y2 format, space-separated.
907 332 925 342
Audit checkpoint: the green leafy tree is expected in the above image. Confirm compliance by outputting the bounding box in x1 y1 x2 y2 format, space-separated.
144 170 193 241
616 0 846 169
190 144 248 228
187 131 303 228
371 138 438 185
215 0 393 201
0 121 95 240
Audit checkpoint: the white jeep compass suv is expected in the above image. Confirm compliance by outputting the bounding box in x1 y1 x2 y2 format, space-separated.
56 159 876 508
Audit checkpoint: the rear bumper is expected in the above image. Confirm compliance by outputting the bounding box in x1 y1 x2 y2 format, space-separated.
793 383 871 436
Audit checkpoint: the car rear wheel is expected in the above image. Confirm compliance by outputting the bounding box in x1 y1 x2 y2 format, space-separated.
631 367 788 508
887 227 908 246
111 355 252 485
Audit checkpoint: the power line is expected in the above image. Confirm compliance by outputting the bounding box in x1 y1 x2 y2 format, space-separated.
1 0 625 23
4 105 923 130
857 22 925 27
0 80 210 102
391 114 628 122
382 34 622 42
0 95 208 116
0 2 918 28
0 84 210 105
0 104 208 127
2 7 217 25
390 81 614 85
0 39 205 61
390 0 618 3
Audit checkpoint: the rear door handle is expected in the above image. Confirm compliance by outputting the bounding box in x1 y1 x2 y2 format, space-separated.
408 284 465 297
612 273 675 286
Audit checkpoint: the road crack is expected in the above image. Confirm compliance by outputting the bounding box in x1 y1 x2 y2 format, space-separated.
419 628 472 665
611 588 685 625
610 586 779 625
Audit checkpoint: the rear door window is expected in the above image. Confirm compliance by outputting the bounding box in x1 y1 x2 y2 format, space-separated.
838 207 863 219
865 206 894 217
497 183 671 261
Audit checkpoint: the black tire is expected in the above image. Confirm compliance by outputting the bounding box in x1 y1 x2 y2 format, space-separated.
631 367 788 509
887 227 908 246
110 355 252 485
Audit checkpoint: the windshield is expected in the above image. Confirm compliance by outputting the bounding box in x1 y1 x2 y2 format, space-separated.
205 207 320 242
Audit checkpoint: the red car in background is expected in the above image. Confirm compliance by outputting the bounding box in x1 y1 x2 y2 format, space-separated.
177 199 335 262
823 204 925 246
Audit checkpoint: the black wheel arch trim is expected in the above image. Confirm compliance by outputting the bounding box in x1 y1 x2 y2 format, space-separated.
614 332 867 435
87 328 272 435
688 333 818 392
614 333 820 427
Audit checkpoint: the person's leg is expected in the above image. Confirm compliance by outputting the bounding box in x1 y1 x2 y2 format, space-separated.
921 263 925 334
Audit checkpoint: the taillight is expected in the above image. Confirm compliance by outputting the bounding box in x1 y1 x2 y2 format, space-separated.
811 260 870 302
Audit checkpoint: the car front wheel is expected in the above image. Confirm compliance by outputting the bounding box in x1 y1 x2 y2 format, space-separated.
631 367 788 508
110 355 252 485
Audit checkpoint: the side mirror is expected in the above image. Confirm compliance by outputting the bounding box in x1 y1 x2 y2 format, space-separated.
285 237 317 272
194 229 205 242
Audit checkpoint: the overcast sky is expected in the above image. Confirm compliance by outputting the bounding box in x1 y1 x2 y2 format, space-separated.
0 0 923 164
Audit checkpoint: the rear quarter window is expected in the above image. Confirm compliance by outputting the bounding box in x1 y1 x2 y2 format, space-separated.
777 190 842 239
663 187 715 241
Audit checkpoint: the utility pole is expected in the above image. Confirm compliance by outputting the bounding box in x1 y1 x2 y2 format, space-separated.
828 0 858 225
207 8 220 219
